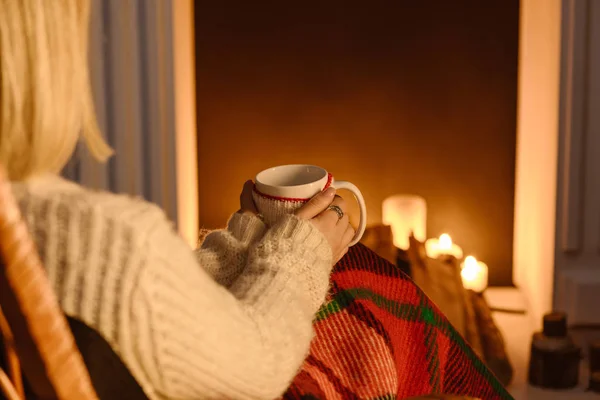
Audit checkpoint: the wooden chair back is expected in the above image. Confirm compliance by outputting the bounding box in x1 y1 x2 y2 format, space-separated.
0 167 97 400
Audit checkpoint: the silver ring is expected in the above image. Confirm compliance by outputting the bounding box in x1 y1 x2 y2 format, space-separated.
326 204 344 220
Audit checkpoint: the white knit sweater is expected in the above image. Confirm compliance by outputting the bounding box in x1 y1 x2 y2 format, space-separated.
11 175 333 400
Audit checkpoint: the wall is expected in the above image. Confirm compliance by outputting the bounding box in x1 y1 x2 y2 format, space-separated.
172 0 199 247
512 0 561 327
195 0 519 285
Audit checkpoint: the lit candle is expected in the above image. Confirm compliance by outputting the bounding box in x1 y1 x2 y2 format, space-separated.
461 256 488 292
382 195 427 250
425 233 463 259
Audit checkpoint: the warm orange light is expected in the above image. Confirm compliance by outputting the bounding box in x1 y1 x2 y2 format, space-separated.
461 255 488 292
382 195 427 250
173 0 199 247
513 0 561 326
439 233 452 249
425 234 463 259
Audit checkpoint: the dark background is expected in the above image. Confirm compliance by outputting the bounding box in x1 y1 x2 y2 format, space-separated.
194 0 520 285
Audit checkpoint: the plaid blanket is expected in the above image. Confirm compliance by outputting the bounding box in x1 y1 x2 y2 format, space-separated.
284 244 514 400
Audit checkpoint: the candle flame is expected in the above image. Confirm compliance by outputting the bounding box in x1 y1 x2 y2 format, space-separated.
461 255 488 292
461 256 479 281
461 266 477 281
439 233 452 249
464 255 477 267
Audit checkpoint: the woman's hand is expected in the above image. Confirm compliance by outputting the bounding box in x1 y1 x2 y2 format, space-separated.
237 180 259 216
295 187 355 263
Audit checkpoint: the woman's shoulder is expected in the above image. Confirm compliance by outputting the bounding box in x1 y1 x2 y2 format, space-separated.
12 175 174 242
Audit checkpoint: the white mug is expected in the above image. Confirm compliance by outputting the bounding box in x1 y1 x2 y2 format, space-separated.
254 164 367 246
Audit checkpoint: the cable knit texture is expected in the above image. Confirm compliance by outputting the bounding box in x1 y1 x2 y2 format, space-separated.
10 175 333 400
252 190 308 227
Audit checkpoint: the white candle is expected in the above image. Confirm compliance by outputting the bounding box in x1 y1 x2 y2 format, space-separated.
461 256 489 292
425 233 463 259
382 195 427 250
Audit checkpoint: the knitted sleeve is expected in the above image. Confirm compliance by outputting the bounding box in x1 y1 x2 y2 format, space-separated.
134 213 333 399
195 212 267 287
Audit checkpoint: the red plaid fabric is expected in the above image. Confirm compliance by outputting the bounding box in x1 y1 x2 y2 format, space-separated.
284 244 513 400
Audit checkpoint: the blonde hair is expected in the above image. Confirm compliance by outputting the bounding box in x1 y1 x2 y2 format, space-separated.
0 0 112 181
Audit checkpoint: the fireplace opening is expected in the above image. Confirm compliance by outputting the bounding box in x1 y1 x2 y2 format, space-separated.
194 0 520 286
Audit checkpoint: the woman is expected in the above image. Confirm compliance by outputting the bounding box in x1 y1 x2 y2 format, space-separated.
0 1 353 399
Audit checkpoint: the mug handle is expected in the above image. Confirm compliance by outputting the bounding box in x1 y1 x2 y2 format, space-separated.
331 180 367 246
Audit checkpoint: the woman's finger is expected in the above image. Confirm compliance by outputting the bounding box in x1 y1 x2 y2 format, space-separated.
316 195 347 225
334 247 349 264
342 223 355 247
337 213 350 229
240 180 258 212
295 187 336 219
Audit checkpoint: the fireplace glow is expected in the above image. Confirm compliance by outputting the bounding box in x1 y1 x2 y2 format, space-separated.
382 195 427 250
425 233 464 259
461 256 489 293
